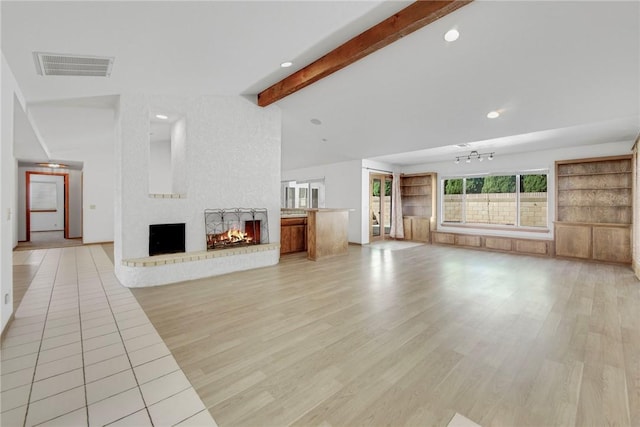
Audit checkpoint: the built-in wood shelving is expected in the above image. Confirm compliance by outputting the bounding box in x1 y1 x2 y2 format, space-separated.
400 173 436 242
555 155 632 263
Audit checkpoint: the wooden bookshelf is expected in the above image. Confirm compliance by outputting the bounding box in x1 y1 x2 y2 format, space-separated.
555 155 632 263
400 173 436 242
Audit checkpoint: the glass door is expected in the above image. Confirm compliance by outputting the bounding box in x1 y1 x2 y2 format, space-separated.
370 174 393 241
383 176 392 238
370 175 382 240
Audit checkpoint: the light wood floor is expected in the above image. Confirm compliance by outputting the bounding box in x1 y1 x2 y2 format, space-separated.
11 250 45 310
130 245 640 426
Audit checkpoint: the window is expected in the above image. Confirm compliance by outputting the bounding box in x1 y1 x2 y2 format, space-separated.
281 179 325 209
442 173 548 229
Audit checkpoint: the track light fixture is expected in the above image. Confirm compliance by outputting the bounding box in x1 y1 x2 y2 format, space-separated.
454 150 494 164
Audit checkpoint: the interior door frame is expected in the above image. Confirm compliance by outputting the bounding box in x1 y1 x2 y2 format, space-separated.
26 171 70 242
369 173 393 242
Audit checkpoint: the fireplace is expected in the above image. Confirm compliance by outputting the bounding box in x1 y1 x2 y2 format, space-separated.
204 208 269 250
149 223 185 256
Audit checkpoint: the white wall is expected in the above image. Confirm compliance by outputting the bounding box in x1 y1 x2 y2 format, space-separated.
171 118 187 194
149 140 172 194
81 150 114 243
115 94 281 287
17 167 83 239
401 140 635 239
29 174 64 231
1 54 26 333
51 146 114 244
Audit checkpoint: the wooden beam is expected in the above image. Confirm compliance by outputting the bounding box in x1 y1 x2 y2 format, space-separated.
257 0 472 107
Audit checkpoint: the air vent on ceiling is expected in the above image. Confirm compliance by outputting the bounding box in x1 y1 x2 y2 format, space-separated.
33 52 114 77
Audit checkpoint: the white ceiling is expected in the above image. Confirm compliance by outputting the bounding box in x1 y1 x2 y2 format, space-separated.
2 1 639 171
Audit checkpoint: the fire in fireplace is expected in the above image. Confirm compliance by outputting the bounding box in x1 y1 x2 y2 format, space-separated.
207 227 253 248
204 209 268 250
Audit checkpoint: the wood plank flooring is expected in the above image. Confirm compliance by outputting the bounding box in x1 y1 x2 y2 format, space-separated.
11 249 46 310
130 244 640 426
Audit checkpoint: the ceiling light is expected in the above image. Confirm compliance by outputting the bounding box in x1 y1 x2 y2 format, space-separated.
444 29 460 42
38 162 68 168
487 111 500 119
455 151 495 165
155 114 168 120
280 61 293 68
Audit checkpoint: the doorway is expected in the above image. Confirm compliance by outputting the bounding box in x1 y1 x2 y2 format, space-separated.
26 171 69 242
369 174 393 241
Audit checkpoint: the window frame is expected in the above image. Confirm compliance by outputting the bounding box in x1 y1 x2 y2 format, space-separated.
439 170 549 232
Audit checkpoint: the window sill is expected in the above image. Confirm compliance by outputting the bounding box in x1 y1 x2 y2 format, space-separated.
440 223 550 234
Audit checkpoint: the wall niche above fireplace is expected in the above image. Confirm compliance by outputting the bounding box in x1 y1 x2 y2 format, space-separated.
148 110 186 197
205 208 269 250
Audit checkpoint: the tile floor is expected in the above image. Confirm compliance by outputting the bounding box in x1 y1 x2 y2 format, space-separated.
1 245 218 427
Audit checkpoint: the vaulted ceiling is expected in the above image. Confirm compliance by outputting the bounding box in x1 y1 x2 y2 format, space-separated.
2 1 639 171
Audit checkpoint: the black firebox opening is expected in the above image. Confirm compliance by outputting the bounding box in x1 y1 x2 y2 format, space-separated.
149 223 185 256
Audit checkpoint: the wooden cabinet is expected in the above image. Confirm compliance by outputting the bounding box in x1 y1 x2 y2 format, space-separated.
555 155 632 263
400 173 436 241
555 223 632 263
432 231 553 257
555 223 592 259
306 209 350 260
403 216 430 242
280 217 307 254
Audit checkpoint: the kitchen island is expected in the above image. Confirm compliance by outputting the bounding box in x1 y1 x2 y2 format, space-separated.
281 208 351 260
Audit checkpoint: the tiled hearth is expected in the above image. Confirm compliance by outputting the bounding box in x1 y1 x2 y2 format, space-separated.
1 245 217 426
122 243 280 267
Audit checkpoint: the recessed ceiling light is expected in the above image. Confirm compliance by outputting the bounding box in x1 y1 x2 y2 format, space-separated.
38 162 67 168
155 114 168 120
280 61 293 68
310 118 322 125
444 29 459 42
487 111 500 119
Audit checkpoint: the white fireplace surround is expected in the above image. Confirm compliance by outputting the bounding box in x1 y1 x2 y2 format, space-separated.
114 94 282 287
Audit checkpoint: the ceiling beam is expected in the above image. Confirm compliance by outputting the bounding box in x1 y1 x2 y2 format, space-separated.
257 0 473 107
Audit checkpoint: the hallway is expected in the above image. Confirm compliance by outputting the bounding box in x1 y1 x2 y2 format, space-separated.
15 231 83 252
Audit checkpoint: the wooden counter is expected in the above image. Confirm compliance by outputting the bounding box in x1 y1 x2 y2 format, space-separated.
306 209 350 261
